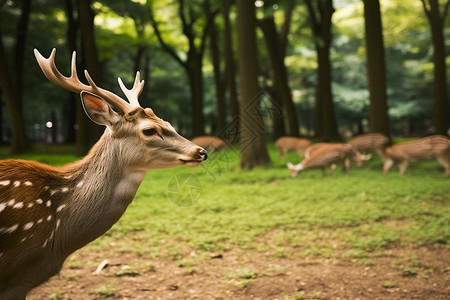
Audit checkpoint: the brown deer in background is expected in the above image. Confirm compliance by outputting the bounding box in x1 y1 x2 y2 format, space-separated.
348 133 390 162
0 49 207 299
383 135 450 177
275 136 312 161
287 143 369 177
191 136 227 153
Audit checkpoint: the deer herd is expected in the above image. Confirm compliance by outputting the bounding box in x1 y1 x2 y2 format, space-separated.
0 48 449 299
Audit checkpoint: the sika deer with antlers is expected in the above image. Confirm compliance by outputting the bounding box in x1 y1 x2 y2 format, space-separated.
0 48 207 299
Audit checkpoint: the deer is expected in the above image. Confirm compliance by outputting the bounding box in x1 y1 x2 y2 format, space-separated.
191 136 227 153
287 143 369 177
348 133 390 162
275 136 312 161
304 143 370 166
0 48 207 299
383 135 450 177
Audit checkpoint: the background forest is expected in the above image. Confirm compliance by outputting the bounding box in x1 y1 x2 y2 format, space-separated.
0 0 449 158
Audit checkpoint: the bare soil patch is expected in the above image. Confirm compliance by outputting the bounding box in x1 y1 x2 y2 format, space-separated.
28 244 450 299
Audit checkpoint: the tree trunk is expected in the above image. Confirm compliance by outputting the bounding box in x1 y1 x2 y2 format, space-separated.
224 0 239 122
0 40 31 153
306 0 340 141
259 17 299 137
186 53 205 137
421 0 449 135
64 0 78 144
76 0 103 155
208 10 226 135
363 0 390 138
236 0 271 169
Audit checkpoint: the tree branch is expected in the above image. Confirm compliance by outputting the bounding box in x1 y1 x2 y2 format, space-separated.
148 4 186 68
420 0 432 20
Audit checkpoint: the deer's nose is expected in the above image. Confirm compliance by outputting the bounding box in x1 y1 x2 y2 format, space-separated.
198 149 208 161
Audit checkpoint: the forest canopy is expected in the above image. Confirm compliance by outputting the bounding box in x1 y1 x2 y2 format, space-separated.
0 0 449 155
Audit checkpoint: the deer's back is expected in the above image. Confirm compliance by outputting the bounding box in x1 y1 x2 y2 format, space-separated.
386 135 450 160
349 133 389 151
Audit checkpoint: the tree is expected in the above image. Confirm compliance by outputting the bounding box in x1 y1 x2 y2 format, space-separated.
223 0 239 122
305 0 340 141
258 1 299 138
149 0 215 137
363 0 390 137
0 0 32 153
237 0 271 169
205 0 225 134
420 0 449 135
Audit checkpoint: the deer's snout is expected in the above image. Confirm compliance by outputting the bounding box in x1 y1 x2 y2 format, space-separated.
197 148 208 161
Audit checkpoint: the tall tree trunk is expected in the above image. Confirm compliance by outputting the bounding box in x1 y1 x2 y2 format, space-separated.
259 16 298 137
0 40 31 153
186 53 205 137
76 0 103 155
363 0 390 137
207 4 226 135
0 3 31 153
64 0 78 144
237 0 271 169
305 0 340 141
421 0 449 135
223 0 239 122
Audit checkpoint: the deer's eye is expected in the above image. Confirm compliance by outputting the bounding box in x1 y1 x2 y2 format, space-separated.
143 128 157 136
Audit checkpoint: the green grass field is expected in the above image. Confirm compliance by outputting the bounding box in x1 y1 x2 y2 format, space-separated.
1 143 449 262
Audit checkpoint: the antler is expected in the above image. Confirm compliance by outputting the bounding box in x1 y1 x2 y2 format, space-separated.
118 72 144 107
34 48 139 114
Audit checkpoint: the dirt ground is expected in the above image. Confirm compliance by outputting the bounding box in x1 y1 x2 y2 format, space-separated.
28 243 450 300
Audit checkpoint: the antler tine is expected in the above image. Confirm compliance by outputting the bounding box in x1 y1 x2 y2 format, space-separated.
118 71 144 108
34 48 133 114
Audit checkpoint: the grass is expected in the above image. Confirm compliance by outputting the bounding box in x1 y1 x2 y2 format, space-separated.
1 143 449 261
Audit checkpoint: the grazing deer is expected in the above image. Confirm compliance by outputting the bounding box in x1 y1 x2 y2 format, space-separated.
275 136 312 160
383 135 450 177
348 133 390 162
0 48 207 299
287 143 369 177
191 136 227 153
304 143 370 166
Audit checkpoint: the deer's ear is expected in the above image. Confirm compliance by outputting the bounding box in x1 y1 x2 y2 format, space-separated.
80 91 120 126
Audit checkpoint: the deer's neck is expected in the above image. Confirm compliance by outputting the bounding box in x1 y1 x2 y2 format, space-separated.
56 131 145 254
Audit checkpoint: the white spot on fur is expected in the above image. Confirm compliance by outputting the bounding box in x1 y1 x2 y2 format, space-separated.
61 187 69 193
46 200 51 207
37 218 43 224
13 202 23 209
13 181 20 187
46 215 52 221
76 181 84 188
23 222 34 230
7 199 15 207
24 181 33 186
56 219 61 230
64 175 73 179
21 237 28 242
50 190 57 196
56 204 66 213
43 186 50 191
0 203 5 212
27 202 34 208
0 224 19 234
0 180 10 186
36 199 43 204
42 239 48 248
